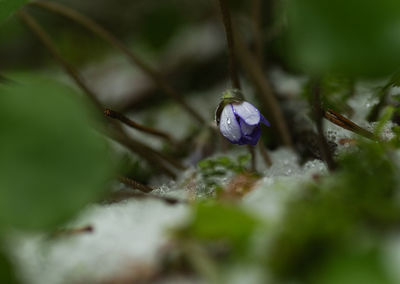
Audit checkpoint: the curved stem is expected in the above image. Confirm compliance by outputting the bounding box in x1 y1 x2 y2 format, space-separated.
18 9 181 177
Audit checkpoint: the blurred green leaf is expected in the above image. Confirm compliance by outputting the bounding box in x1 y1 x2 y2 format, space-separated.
138 3 186 51
0 251 18 284
182 202 259 247
268 140 400 281
314 249 393 284
374 106 395 136
0 75 115 230
0 0 28 24
285 0 400 76
320 75 354 114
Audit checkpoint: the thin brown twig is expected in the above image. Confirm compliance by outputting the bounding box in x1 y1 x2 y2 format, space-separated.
110 125 185 173
105 191 185 205
50 225 94 238
18 10 181 178
118 176 154 193
234 31 293 148
217 0 241 90
104 109 175 145
324 109 376 140
29 0 205 125
312 80 336 171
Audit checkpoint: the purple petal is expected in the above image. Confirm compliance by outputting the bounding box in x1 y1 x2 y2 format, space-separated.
232 101 260 125
219 104 241 143
260 114 271 127
246 127 261 145
239 118 257 135
237 126 261 146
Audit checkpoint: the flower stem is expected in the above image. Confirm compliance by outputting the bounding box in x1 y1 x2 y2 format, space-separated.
258 142 272 167
248 145 256 171
312 79 337 171
217 0 241 90
29 0 206 125
251 0 264 63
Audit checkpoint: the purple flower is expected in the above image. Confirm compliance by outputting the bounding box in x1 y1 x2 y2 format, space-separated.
217 100 270 146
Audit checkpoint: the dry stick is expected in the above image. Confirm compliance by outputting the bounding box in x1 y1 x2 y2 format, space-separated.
324 109 376 141
109 130 178 178
118 176 153 193
312 80 337 171
105 190 185 205
18 10 180 178
234 31 293 148
51 225 94 238
29 0 205 125
217 0 257 171
104 108 175 145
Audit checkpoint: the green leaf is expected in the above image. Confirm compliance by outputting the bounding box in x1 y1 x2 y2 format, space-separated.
0 75 115 230
183 202 259 246
285 0 400 77
314 249 393 284
0 0 28 24
0 251 18 284
374 106 395 136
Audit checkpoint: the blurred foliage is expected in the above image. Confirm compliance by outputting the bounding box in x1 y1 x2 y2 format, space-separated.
0 0 27 24
197 154 250 194
267 139 399 282
137 3 186 52
313 248 393 284
301 74 354 115
119 154 152 184
0 251 19 284
177 201 260 252
320 75 354 115
0 75 116 230
285 0 400 77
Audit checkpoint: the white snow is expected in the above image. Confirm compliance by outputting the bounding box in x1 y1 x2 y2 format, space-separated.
8 199 188 284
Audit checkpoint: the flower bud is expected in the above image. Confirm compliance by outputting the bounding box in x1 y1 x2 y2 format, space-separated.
215 89 270 146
